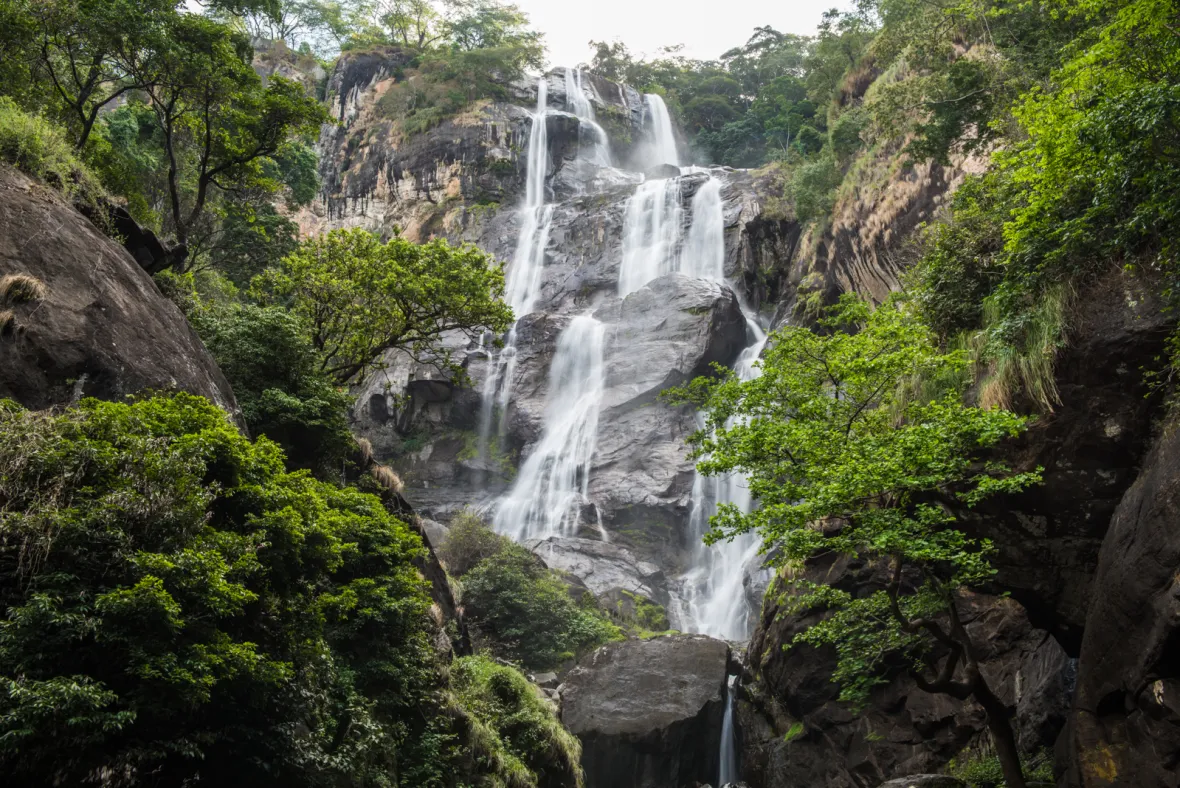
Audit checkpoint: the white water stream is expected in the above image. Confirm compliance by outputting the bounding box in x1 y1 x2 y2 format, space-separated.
477 78 553 456
565 68 612 167
493 315 606 541
719 674 739 786
644 93 680 168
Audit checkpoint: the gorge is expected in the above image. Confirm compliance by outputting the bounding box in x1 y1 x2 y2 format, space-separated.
2 1 1180 787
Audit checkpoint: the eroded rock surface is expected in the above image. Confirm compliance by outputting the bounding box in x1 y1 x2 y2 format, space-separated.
0 166 239 420
560 635 730 788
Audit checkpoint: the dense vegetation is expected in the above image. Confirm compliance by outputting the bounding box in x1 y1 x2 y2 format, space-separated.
440 513 621 671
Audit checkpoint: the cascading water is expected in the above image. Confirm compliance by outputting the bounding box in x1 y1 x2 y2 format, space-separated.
618 175 726 297
676 318 768 641
613 170 765 639
478 78 553 457
618 178 684 297
644 93 680 168
718 674 739 786
681 178 725 281
565 68 612 167
493 315 606 541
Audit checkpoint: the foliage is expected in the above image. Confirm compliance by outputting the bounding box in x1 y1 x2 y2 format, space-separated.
253 227 514 385
183 287 356 472
949 746 1055 787
674 295 1039 699
449 656 583 788
0 393 459 786
438 508 509 576
0 96 102 202
443 517 619 671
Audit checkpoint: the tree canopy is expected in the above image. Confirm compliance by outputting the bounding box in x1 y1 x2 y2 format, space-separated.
252 227 515 384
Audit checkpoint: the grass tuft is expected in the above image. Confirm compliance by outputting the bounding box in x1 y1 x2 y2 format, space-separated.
0 274 47 305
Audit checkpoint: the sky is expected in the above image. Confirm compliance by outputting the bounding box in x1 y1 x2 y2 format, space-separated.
511 0 839 68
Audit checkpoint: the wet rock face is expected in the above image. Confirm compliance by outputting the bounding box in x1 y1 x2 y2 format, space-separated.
737 555 1072 788
560 635 730 788
0 166 240 421
1067 409 1180 788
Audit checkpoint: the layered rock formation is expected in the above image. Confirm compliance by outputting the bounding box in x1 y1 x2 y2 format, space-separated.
0 165 240 420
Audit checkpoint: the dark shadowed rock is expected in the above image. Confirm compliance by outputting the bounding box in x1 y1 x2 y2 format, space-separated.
1067 410 1180 788
561 635 730 788
0 166 239 421
737 556 1073 788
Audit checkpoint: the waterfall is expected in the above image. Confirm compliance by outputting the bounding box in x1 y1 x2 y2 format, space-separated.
618 175 725 296
677 317 768 640
493 315 606 541
618 178 684 297
644 93 680 168
478 78 553 459
718 674 739 786
681 177 725 281
565 68 612 167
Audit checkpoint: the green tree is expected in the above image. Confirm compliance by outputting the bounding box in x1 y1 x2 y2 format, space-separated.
0 393 451 786
126 14 327 266
677 295 1040 788
253 227 514 385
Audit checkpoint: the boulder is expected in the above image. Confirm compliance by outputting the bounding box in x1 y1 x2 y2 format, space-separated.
1067 409 1180 788
0 166 239 421
525 535 669 606
561 635 730 788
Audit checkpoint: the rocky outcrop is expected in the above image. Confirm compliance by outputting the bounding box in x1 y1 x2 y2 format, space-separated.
737 555 1072 788
560 635 730 788
959 268 1171 650
0 166 240 420
525 536 669 607
1067 409 1180 788
877 777 965 788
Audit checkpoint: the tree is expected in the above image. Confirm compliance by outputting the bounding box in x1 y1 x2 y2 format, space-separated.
252 227 515 385
126 14 327 267
677 295 1041 788
380 0 445 47
0 393 450 786
446 0 538 53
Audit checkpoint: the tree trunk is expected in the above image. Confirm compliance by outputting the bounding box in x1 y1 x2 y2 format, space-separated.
974 677 1027 788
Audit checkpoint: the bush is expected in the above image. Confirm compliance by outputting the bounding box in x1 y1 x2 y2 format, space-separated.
440 509 511 576
450 656 583 788
0 393 451 786
791 152 842 224
166 277 355 473
0 96 102 202
455 528 620 670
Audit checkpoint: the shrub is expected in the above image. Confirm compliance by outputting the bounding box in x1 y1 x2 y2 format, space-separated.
450 656 583 788
440 509 511 576
0 393 451 786
0 96 102 202
456 532 620 670
791 152 842 224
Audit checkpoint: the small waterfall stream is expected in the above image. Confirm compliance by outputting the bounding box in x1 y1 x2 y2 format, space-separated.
644 93 680 168
719 674 739 787
478 78 553 457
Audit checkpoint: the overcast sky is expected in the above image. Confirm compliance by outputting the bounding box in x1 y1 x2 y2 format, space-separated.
513 0 840 68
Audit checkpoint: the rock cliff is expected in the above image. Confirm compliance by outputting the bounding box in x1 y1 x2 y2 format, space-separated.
0 165 240 420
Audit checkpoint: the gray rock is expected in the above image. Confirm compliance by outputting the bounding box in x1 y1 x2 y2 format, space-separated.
531 672 559 689
561 635 729 788
525 536 669 606
877 777 965 788
0 166 240 422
